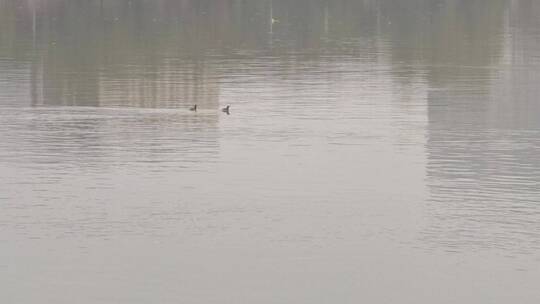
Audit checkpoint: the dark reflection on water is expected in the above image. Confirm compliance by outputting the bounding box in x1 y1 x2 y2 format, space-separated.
1 1 540 302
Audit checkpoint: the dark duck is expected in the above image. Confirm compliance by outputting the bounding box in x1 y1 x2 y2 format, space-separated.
221 105 230 114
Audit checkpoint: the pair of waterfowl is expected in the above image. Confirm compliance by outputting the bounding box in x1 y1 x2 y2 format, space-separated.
189 105 230 114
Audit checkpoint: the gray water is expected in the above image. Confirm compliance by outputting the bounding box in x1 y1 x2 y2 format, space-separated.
1 0 539 303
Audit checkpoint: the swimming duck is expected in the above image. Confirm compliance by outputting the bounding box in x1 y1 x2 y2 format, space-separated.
189 105 197 112
221 105 230 114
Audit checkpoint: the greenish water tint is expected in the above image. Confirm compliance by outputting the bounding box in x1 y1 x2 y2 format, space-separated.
1 1 539 303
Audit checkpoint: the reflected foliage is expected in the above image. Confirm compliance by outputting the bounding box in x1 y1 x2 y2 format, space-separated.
0 0 510 107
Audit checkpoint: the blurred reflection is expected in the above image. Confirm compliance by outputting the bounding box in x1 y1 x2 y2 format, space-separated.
423 1 540 253
0 0 512 109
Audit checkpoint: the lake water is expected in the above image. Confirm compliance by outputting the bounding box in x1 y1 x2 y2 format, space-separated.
1 0 539 303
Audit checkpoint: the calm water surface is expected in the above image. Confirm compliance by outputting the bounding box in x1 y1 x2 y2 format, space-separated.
1 1 539 303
